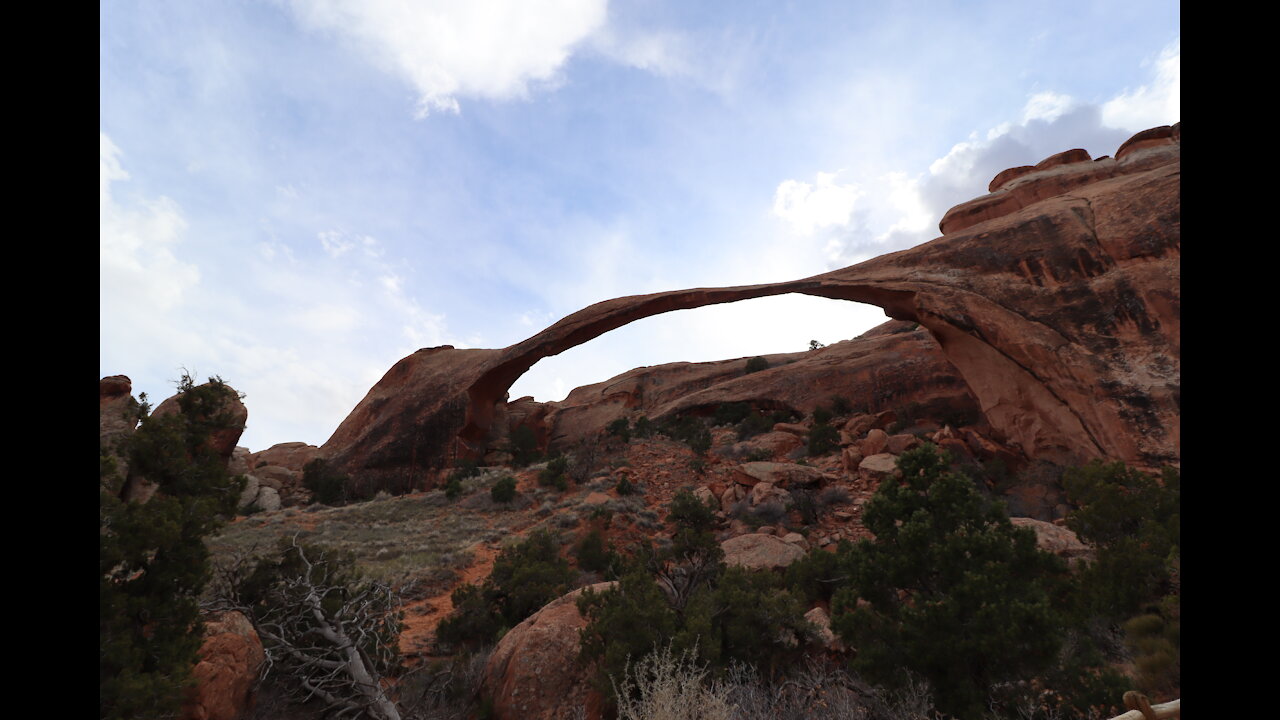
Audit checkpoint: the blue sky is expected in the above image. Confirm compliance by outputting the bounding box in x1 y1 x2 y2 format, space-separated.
100 0 1179 452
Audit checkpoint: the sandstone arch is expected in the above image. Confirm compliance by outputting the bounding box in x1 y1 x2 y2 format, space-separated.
320 126 1179 487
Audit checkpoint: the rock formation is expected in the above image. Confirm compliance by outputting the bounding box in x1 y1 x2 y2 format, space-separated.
319 124 1179 491
481 582 614 720
182 611 266 720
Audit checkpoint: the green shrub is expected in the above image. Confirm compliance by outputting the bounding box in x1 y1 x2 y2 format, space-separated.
632 416 655 439
807 423 839 457
575 528 618 575
615 475 636 496
712 402 751 427
303 458 349 505
539 455 569 491
437 530 573 651
490 476 517 504
829 444 1068 719
830 395 853 416
444 476 463 500
744 356 769 374
606 418 631 443
100 374 246 720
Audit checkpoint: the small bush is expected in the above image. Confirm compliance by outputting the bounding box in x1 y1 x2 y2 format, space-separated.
539 455 569 491
830 395 853 416
616 475 636 496
576 528 618 576
632 416 655 439
807 424 839 457
744 356 769 374
490 476 517 504
712 402 752 427
606 418 631 443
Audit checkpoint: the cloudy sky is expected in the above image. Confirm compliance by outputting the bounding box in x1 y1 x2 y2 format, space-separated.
100 1 1179 452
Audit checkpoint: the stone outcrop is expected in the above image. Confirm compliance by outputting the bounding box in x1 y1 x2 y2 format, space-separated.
151 381 249 462
481 582 614 720
182 611 265 720
320 124 1179 487
248 442 321 473
100 375 141 494
721 533 806 570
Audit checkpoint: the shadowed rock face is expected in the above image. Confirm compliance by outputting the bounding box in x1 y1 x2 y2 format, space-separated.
320 125 1179 486
539 320 981 450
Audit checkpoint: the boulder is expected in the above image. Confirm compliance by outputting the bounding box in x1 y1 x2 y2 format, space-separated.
748 481 790 508
1010 517 1094 566
858 453 898 483
735 461 834 489
861 429 889 457
182 611 265 720
885 433 920 455
151 381 248 462
721 533 805 571
481 582 614 720
804 606 845 653
248 442 321 473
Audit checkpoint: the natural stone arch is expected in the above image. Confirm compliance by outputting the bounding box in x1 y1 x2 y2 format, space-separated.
319 128 1179 488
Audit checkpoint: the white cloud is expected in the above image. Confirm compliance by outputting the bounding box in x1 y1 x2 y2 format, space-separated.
1102 39 1180 131
772 172 863 236
100 132 200 315
1021 91 1077 124
281 0 607 116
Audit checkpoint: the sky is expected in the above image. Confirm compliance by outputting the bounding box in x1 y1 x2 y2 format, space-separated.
100 0 1179 453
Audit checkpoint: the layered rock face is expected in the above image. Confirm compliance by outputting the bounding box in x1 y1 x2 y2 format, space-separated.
320 124 1179 485
540 320 981 450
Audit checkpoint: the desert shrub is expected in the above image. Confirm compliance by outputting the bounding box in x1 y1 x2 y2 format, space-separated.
633 416 656 439
444 475 463 500
615 474 636 496
1063 462 1180 697
576 528 620 576
829 444 1068 719
612 642 734 720
436 530 573 651
303 458 349 506
1064 462 1179 619
784 544 846 604
807 423 839 457
490 475 517 504
817 485 851 507
789 488 819 525
712 402 752 427
747 500 787 527
744 356 769 374
830 395 853 416
666 489 720 558
100 374 246 720
743 448 773 462
539 455 570 491
812 406 833 426
735 412 773 440
606 418 631 443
